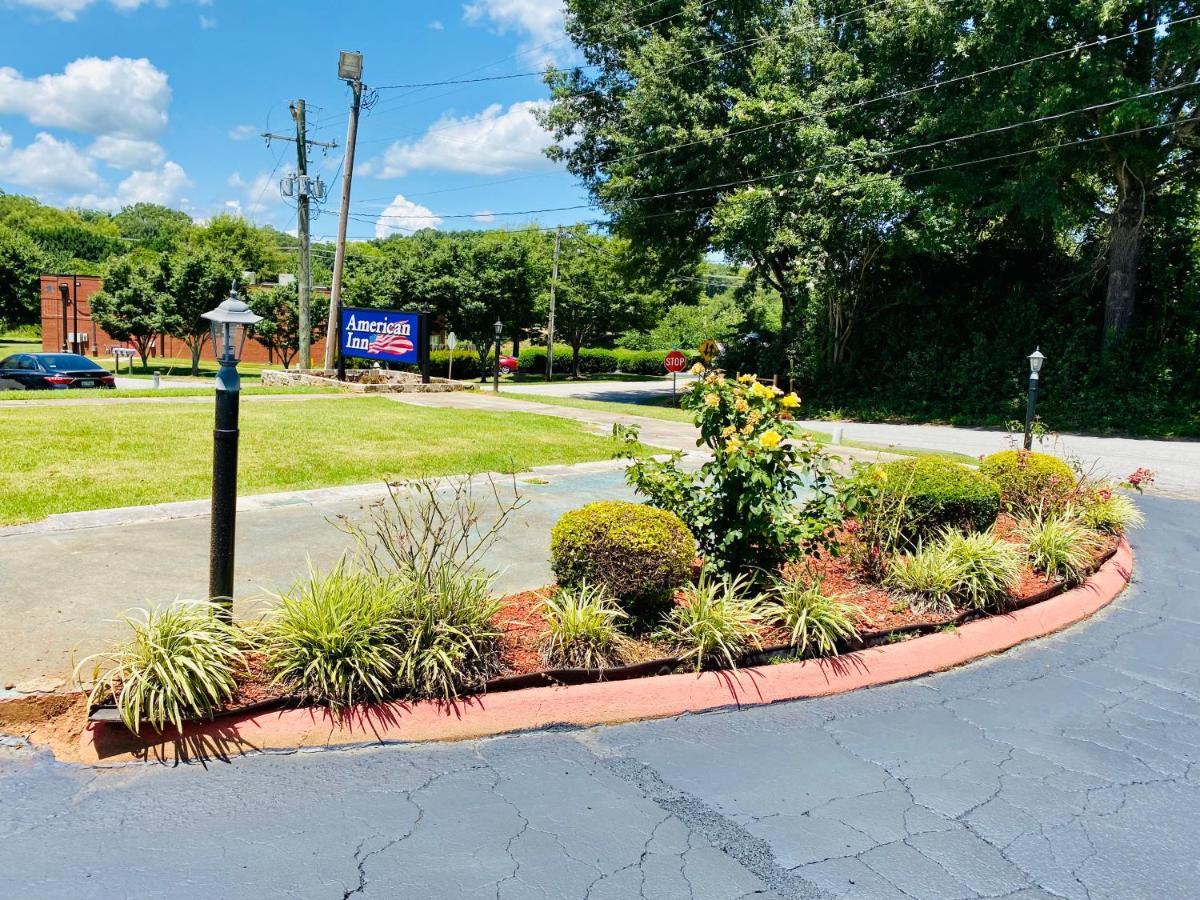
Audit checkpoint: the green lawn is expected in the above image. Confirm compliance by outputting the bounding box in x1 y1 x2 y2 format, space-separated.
98 356 278 378
0 397 630 525
0 385 337 402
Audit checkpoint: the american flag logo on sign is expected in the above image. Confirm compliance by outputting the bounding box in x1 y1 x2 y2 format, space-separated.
367 332 414 356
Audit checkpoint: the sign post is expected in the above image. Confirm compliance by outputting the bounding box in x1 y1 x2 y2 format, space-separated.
446 332 457 382
664 349 688 406
339 307 422 369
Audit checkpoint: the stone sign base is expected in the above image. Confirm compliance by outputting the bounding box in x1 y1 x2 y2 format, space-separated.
262 369 473 393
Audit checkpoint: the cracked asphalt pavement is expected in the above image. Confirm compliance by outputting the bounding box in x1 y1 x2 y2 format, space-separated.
2 494 1197 899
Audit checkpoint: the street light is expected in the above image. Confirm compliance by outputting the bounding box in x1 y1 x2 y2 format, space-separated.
201 284 262 619
1023 347 1045 451
493 318 503 393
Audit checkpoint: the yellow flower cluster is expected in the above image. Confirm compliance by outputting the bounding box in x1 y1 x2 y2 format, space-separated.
760 429 782 449
780 393 801 408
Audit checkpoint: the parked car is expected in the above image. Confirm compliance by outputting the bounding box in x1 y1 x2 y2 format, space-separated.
0 353 116 391
499 355 519 375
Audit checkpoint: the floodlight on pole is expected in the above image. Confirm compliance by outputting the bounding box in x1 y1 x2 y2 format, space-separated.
338 51 363 82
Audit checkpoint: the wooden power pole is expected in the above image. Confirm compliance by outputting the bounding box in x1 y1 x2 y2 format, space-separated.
325 52 365 378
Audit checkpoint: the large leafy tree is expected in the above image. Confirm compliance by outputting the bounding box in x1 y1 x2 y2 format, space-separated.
91 254 168 367
0 225 43 328
113 203 194 252
160 249 237 374
247 282 328 369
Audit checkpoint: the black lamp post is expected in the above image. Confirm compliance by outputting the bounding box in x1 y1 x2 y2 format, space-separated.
493 318 503 394
1023 347 1045 451
201 285 262 620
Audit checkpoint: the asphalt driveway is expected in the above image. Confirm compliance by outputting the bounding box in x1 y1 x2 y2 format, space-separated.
2 493 1196 899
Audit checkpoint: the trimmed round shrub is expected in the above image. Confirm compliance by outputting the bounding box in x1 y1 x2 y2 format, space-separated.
979 450 1076 513
551 501 697 621
879 456 1001 544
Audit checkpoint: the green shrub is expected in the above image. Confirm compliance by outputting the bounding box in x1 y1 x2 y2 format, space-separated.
394 567 502 701
1079 487 1144 534
76 601 245 734
551 500 697 621
538 582 628 669
659 574 762 671
886 543 963 615
762 575 859 656
979 450 1076 513
1016 511 1103 585
878 456 1001 545
936 528 1022 610
263 560 406 709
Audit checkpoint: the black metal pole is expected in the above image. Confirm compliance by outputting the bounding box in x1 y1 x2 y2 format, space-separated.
420 310 431 384
209 364 240 620
493 335 501 393
1023 373 1039 451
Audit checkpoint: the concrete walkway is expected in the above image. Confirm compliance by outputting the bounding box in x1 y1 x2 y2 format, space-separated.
2 494 1195 899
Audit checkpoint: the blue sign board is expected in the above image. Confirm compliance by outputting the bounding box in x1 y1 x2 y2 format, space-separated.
340 307 420 364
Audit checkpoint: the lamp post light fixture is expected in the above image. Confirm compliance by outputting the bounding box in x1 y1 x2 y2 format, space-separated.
493 318 503 393
1023 347 1045 451
201 284 262 620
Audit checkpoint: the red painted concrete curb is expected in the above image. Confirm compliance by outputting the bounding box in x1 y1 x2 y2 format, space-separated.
83 539 1133 761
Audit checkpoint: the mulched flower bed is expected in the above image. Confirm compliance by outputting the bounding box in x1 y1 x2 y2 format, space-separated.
89 514 1120 729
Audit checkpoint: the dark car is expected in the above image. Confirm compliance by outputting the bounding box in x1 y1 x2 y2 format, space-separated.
0 353 116 391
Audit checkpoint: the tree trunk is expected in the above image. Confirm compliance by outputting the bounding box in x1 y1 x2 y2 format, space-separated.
189 340 202 376
1103 165 1145 352
571 339 582 379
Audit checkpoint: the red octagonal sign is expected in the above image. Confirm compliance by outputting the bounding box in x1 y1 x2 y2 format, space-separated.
664 350 689 373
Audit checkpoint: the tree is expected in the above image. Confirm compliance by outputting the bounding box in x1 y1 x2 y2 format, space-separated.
160 249 236 375
91 254 167 366
193 214 287 281
247 282 327 369
113 203 194 252
0 225 43 328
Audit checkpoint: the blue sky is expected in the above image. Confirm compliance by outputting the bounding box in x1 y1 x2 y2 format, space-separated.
0 0 592 240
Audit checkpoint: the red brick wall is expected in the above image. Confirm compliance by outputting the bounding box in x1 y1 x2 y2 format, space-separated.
38 274 330 366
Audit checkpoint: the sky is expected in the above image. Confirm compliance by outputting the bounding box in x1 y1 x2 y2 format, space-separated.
0 0 594 241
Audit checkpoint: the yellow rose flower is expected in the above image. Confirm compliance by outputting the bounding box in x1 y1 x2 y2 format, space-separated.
746 410 762 425
690 363 705 375
741 423 754 435
734 398 749 412
721 425 736 438
780 393 801 408
704 392 720 407
749 382 773 399
737 373 757 384
726 437 742 453
760 429 782 448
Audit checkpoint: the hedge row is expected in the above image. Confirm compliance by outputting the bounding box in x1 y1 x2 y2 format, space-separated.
518 345 702 376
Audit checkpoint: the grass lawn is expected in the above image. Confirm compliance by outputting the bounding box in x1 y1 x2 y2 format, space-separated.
0 385 337 402
0 397 631 525
99 356 278 378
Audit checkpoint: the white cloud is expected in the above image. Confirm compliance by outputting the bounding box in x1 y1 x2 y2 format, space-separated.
68 160 191 211
472 211 497 223
228 124 258 141
0 56 170 139
87 135 166 170
428 19 444 30
375 194 442 238
199 14 215 28
374 100 554 178
7 0 163 21
0 130 103 192
463 0 566 65
226 170 280 216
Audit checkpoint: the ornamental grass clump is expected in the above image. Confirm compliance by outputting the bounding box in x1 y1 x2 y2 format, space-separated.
76 600 244 734
1079 487 1144 535
762 574 859 657
886 543 963 615
394 567 502 701
659 574 762 671
262 560 406 710
538 581 629 669
1016 511 1104 585
936 528 1023 610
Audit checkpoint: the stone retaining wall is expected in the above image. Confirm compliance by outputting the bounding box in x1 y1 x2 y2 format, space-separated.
261 369 472 393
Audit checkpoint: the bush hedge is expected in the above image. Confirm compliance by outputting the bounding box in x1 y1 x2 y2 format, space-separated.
979 450 1076 513
879 456 1001 543
518 345 701 376
551 500 697 621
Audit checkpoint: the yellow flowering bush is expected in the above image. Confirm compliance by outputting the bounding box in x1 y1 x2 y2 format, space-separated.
620 370 841 573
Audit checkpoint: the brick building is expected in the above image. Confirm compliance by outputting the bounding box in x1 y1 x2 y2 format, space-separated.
39 273 331 366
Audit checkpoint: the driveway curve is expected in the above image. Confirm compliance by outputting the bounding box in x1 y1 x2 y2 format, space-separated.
2 495 1197 899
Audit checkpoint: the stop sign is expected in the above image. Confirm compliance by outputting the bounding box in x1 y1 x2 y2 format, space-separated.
664 350 688 373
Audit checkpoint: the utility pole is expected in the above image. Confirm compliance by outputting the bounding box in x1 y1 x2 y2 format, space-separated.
263 104 334 371
545 226 561 381
325 51 365 379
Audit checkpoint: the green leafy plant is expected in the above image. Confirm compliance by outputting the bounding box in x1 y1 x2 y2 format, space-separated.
659 574 762 671
618 372 841 574
886 543 963 615
394 567 503 701
980 450 1076 514
936 528 1023 610
1016 511 1104 585
262 560 406 710
1078 487 1145 534
761 574 859 657
75 601 244 734
538 581 629 669
875 456 1001 545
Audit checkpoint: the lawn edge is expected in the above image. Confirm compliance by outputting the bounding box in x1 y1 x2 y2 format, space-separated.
79 538 1133 764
